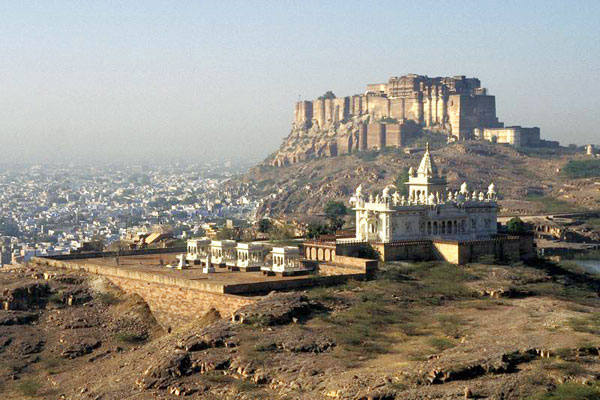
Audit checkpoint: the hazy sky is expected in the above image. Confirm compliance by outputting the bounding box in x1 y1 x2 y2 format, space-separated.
1 1 598 164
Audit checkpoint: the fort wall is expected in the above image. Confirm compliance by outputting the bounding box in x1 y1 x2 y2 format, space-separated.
358 123 368 151
367 123 386 149
291 75 502 135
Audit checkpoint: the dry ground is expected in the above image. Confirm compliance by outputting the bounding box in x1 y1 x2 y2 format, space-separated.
2 258 600 399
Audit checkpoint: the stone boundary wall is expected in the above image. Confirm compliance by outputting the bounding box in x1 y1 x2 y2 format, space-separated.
31 257 227 293
43 247 186 261
331 255 377 271
373 241 432 262
370 235 523 264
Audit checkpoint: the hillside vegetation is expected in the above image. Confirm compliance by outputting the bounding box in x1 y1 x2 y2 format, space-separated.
562 160 600 179
244 141 598 219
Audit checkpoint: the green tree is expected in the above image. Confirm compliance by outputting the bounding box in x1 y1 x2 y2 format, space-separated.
306 222 330 239
350 243 380 260
394 168 410 197
318 91 336 100
258 219 272 233
324 200 347 220
506 217 526 235
324 200 347 234
270 224 295 240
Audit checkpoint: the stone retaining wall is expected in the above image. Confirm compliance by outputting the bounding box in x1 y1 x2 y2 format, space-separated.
30 257 256 328
107 276 255 329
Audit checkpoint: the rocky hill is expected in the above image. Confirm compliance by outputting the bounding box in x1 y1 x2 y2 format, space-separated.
246 140 600 220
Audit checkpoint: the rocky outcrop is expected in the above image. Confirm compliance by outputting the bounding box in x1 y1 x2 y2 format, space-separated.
140 292 325 393
0 311 39 326
61 338 101 359
231 292 319 326
1 282 51 310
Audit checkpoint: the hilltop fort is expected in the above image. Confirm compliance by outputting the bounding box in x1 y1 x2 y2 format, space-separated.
271 74 549 166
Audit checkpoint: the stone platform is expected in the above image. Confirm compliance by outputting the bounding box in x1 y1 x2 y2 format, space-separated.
30 252 368 329
31 253 366 295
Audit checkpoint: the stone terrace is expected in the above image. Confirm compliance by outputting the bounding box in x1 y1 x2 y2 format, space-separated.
32 253 367 295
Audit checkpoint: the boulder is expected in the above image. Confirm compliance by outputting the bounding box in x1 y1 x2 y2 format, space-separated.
231 292 319 326
61 338 101 359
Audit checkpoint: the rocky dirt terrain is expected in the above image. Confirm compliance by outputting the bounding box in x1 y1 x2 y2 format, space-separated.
0 265 161 399
245 140 600 219
2 258 600 399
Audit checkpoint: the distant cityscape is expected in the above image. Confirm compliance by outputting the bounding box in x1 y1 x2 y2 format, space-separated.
0 161 260 265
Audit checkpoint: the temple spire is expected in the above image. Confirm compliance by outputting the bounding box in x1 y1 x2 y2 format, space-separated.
417 142 437 178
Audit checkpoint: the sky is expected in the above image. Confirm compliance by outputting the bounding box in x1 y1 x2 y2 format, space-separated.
0 1 598 164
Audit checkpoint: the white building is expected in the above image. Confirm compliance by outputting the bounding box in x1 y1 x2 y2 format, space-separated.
186 238 211 264
351 144 498 243
270 246 300 273
474 126 540 148
236 243 264 271
210 240 237 266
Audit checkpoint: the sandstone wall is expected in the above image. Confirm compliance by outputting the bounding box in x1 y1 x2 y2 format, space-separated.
366 95 390 120
337 133 353 155
448 95 500 140
373 241 432 262
432 241 462 264
358 123 368 151
389 98 405 120
107 276 255 329
294 101 313 126
367 123 386 149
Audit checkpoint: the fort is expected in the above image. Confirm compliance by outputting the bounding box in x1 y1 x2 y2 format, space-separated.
272 74 548 167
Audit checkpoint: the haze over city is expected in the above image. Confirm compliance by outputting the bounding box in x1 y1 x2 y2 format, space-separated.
1 0 598 163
